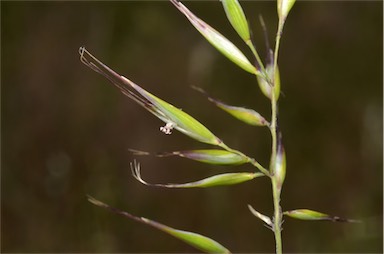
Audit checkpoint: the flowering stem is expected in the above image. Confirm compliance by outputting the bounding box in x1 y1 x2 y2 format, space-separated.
269 81 283 254
270 17 286 254
272 179 283 254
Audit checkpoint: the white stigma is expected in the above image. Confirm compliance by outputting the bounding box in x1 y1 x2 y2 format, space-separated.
160 122 175 135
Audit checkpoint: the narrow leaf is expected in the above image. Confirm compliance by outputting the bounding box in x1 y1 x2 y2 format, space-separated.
79 47 170 122
283 209 361 223
130 148 248 165
160 149 250 165
79 47 221 146
88 196 231 253
221 0 251 43
170 0 257 74
131 161 263 188
142 218 230 253
192 86 269 126
129 148 268 176
120 76 222 146
216 104 269 127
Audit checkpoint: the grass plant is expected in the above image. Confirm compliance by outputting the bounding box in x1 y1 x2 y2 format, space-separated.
80 1 358 253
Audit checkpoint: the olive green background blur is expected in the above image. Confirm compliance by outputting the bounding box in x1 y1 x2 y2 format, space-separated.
2 1 383 253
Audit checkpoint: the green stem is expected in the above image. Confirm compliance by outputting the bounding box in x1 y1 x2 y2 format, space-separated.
270 82 281 254
219 142 270 176
270 92 278 170
248 157 270 177
246 40 267 76
272 179 282 254
273 19 285 79
270 18 286 254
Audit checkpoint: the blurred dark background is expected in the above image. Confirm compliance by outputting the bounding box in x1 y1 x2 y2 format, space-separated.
2 1 383 253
